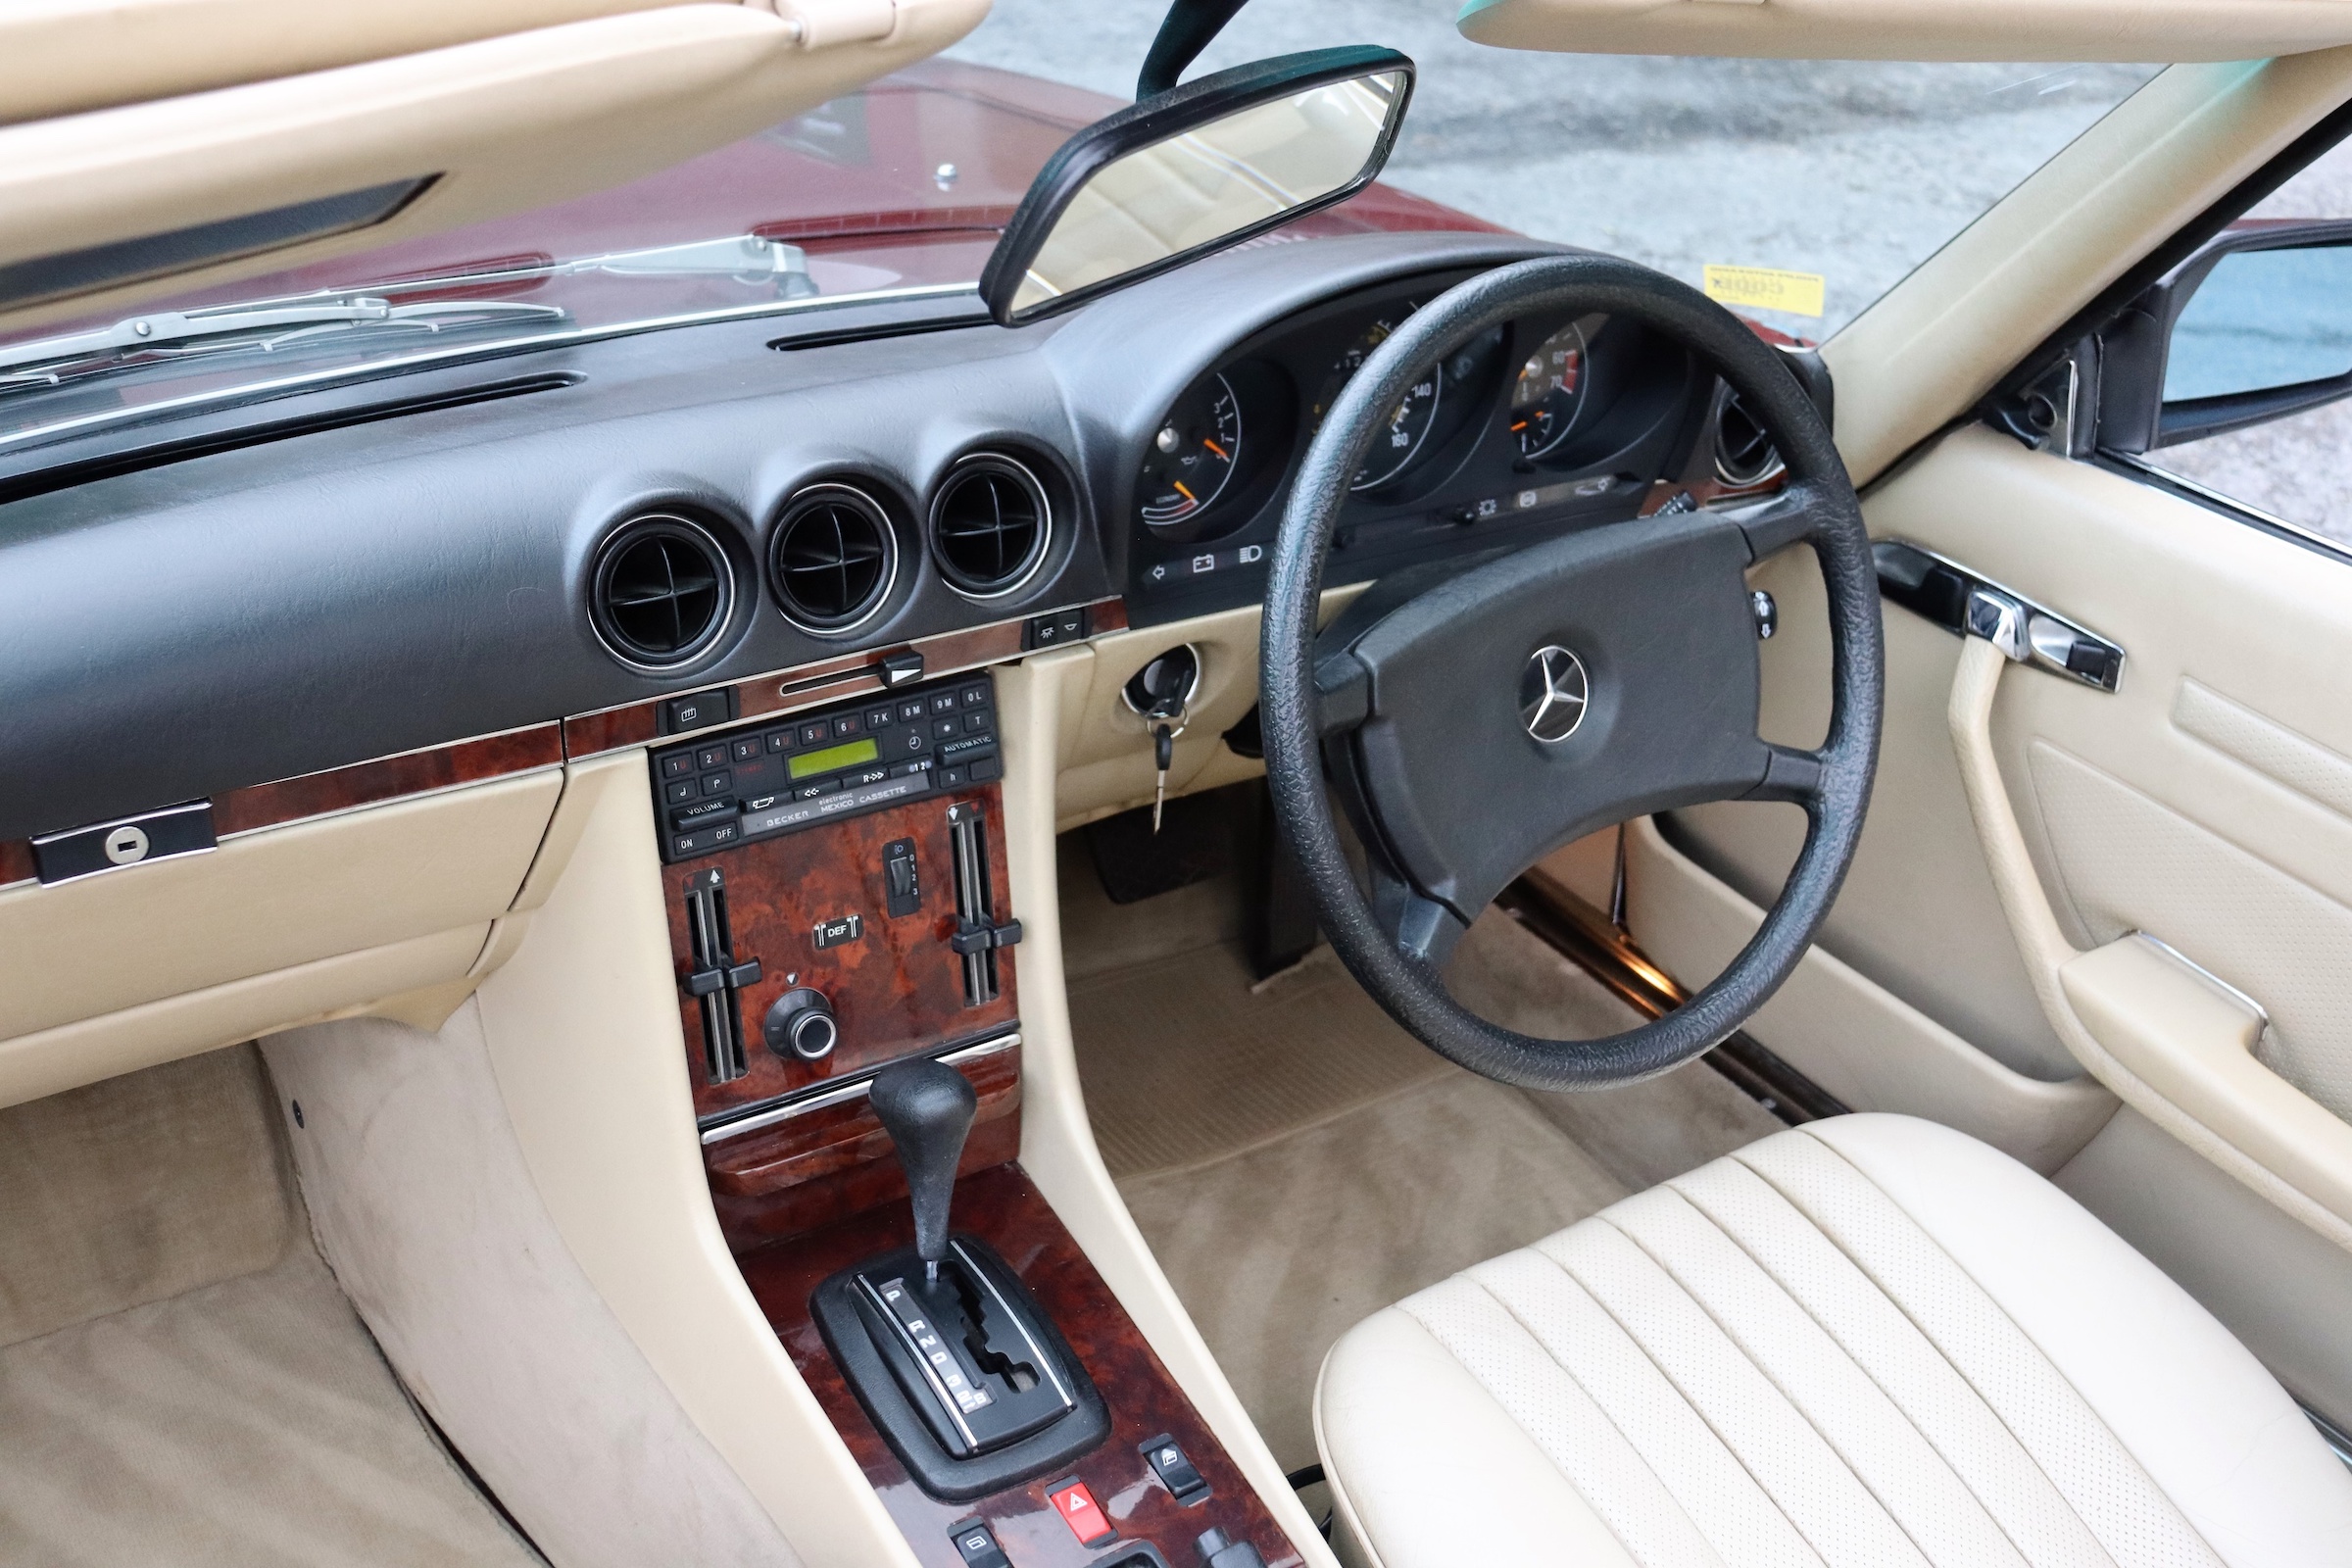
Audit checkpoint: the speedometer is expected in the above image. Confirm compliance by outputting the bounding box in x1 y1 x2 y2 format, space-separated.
1510 321 1590 459
1138 372 1244 528
1312 312 1442 492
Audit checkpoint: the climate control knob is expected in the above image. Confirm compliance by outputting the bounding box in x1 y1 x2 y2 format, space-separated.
763 988 839 1061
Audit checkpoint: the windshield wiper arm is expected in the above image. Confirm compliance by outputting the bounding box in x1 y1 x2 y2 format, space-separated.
0 296 568 392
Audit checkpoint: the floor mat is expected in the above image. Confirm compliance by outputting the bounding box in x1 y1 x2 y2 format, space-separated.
1119 1072 1628 1469
0 1047 538 1568
0 1243 538 1568
1070 940 1451 1180
1070 884 1784 1471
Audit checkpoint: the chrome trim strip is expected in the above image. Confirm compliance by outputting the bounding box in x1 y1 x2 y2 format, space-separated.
0 282 982 455
2111 453 2352 571
2131 931 2271 1029
949 1237 1075 1409
854 1272 985 1450
698 1029 1019 1146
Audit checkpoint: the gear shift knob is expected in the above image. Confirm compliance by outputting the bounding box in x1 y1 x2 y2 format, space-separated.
868 1059 978 1281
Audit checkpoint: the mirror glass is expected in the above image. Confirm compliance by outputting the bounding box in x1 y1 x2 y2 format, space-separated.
2166 243 2352 402
1006 70 1407 318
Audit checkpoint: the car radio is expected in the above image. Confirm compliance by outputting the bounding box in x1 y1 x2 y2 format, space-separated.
649 673 1003 863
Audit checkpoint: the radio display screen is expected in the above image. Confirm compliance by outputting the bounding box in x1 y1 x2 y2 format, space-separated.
789 738 880 780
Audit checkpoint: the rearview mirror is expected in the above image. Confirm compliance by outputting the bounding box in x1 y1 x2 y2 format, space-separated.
978 46 1413 327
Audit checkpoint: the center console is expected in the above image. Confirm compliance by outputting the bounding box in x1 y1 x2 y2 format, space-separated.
650 662 1299 1568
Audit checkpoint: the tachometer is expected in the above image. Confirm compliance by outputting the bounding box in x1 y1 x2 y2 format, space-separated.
1510 320 1590 459
1139 372 1244 528
1313 312 1442 492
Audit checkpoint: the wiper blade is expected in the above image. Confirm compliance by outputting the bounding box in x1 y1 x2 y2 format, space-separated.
0 296 568 393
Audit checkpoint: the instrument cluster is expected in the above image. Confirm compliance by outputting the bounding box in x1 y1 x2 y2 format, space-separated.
1122 269 1723 622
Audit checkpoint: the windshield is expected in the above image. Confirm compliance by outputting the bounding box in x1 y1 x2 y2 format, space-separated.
951 2 2160 340
0 11 2161 446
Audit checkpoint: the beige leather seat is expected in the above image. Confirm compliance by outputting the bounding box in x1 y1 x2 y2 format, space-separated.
1315 1113 2352 1567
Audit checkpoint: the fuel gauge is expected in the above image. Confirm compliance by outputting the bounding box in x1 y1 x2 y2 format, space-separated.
1139 373 1244 528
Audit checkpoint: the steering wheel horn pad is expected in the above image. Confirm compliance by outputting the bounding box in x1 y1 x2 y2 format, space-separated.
1261 254 1883 1090
1332 509 1774 950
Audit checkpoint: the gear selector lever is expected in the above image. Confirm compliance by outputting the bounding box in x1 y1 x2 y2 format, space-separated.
812 1055 1110 1498
868 1059 977 1283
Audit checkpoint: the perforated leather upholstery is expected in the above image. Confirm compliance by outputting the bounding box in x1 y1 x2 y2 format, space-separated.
1314 1114 2352 1567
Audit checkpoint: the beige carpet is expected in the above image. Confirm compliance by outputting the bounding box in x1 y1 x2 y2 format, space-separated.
0 1048 290 1348
1068 857 1783 1471
0 1047 540 1568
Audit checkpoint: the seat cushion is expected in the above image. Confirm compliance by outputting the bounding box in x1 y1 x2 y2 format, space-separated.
1315 1113 2352 1568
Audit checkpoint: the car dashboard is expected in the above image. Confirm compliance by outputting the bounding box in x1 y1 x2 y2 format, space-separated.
0 229 1773 846
0 224 1790 1568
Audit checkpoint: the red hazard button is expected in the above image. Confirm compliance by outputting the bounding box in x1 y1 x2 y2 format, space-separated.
1047 1479 1115 1547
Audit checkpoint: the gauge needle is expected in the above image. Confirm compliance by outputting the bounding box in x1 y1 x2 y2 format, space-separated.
1510 420 1527 432
1174 480 1197 503
1202 438 1228 460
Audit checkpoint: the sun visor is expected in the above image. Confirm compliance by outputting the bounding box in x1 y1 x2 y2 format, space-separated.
1456 0 2352 62
0 0 985 333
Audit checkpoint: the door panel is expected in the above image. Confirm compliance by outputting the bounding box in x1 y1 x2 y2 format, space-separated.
1668 541 2077 1082
1680 421 2352 1237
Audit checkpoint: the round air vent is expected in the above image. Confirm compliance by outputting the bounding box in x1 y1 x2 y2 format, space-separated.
929 454 1052 600
1713 387 1786 488
588 514 734 670
769 483 897 633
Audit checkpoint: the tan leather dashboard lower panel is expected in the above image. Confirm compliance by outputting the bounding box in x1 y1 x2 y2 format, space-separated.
0 768 563 1109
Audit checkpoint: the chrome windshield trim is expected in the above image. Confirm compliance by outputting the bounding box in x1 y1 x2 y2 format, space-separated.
0 281 984 457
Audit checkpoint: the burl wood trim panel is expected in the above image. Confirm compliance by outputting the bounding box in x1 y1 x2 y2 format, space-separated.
708 1044 1021 1200
663 786 1018 1120
213 725 564 836
711 1092 1021 1251
1 725 563 882
564 598 1127 758
735 1165 1305 1568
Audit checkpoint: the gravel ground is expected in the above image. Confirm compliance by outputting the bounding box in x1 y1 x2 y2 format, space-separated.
954 7 2352 547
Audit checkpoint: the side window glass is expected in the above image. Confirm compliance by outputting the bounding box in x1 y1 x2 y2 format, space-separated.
2140 142 2352 549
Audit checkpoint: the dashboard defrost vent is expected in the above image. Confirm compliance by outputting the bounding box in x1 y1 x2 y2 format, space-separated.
769 483 896 633
1713 387 1786 488
589 514 733 670
929 453 1051 599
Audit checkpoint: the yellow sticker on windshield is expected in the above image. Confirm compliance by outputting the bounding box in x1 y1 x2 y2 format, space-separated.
1703 265 1825 318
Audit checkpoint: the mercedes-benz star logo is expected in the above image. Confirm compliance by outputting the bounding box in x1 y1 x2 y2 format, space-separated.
1520 645 1590 744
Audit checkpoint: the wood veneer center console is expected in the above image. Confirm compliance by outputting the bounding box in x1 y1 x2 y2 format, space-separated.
654 667 1300 1568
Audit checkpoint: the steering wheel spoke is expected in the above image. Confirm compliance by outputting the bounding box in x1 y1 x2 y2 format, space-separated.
1259 255 1882 1091
1725 480 1837 561
1745 741 1828 807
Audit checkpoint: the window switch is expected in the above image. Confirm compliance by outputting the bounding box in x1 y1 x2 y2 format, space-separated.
1141 1434 1209 1502
949 1519 1011 1568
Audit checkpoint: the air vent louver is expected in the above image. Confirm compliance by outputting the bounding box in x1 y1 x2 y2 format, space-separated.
589 514 732 669
929 454 1051 599
1713 388 1786 488
770 484 896 633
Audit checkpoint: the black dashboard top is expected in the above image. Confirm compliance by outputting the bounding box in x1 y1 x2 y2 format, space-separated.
0 230 1743 842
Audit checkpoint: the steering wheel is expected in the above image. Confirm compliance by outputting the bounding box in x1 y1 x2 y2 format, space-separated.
1259 254 1883 1090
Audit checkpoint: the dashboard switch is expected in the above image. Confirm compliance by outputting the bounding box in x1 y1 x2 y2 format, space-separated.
763 987 838 1060
884 839 922 916
1048 1480 1114 1547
